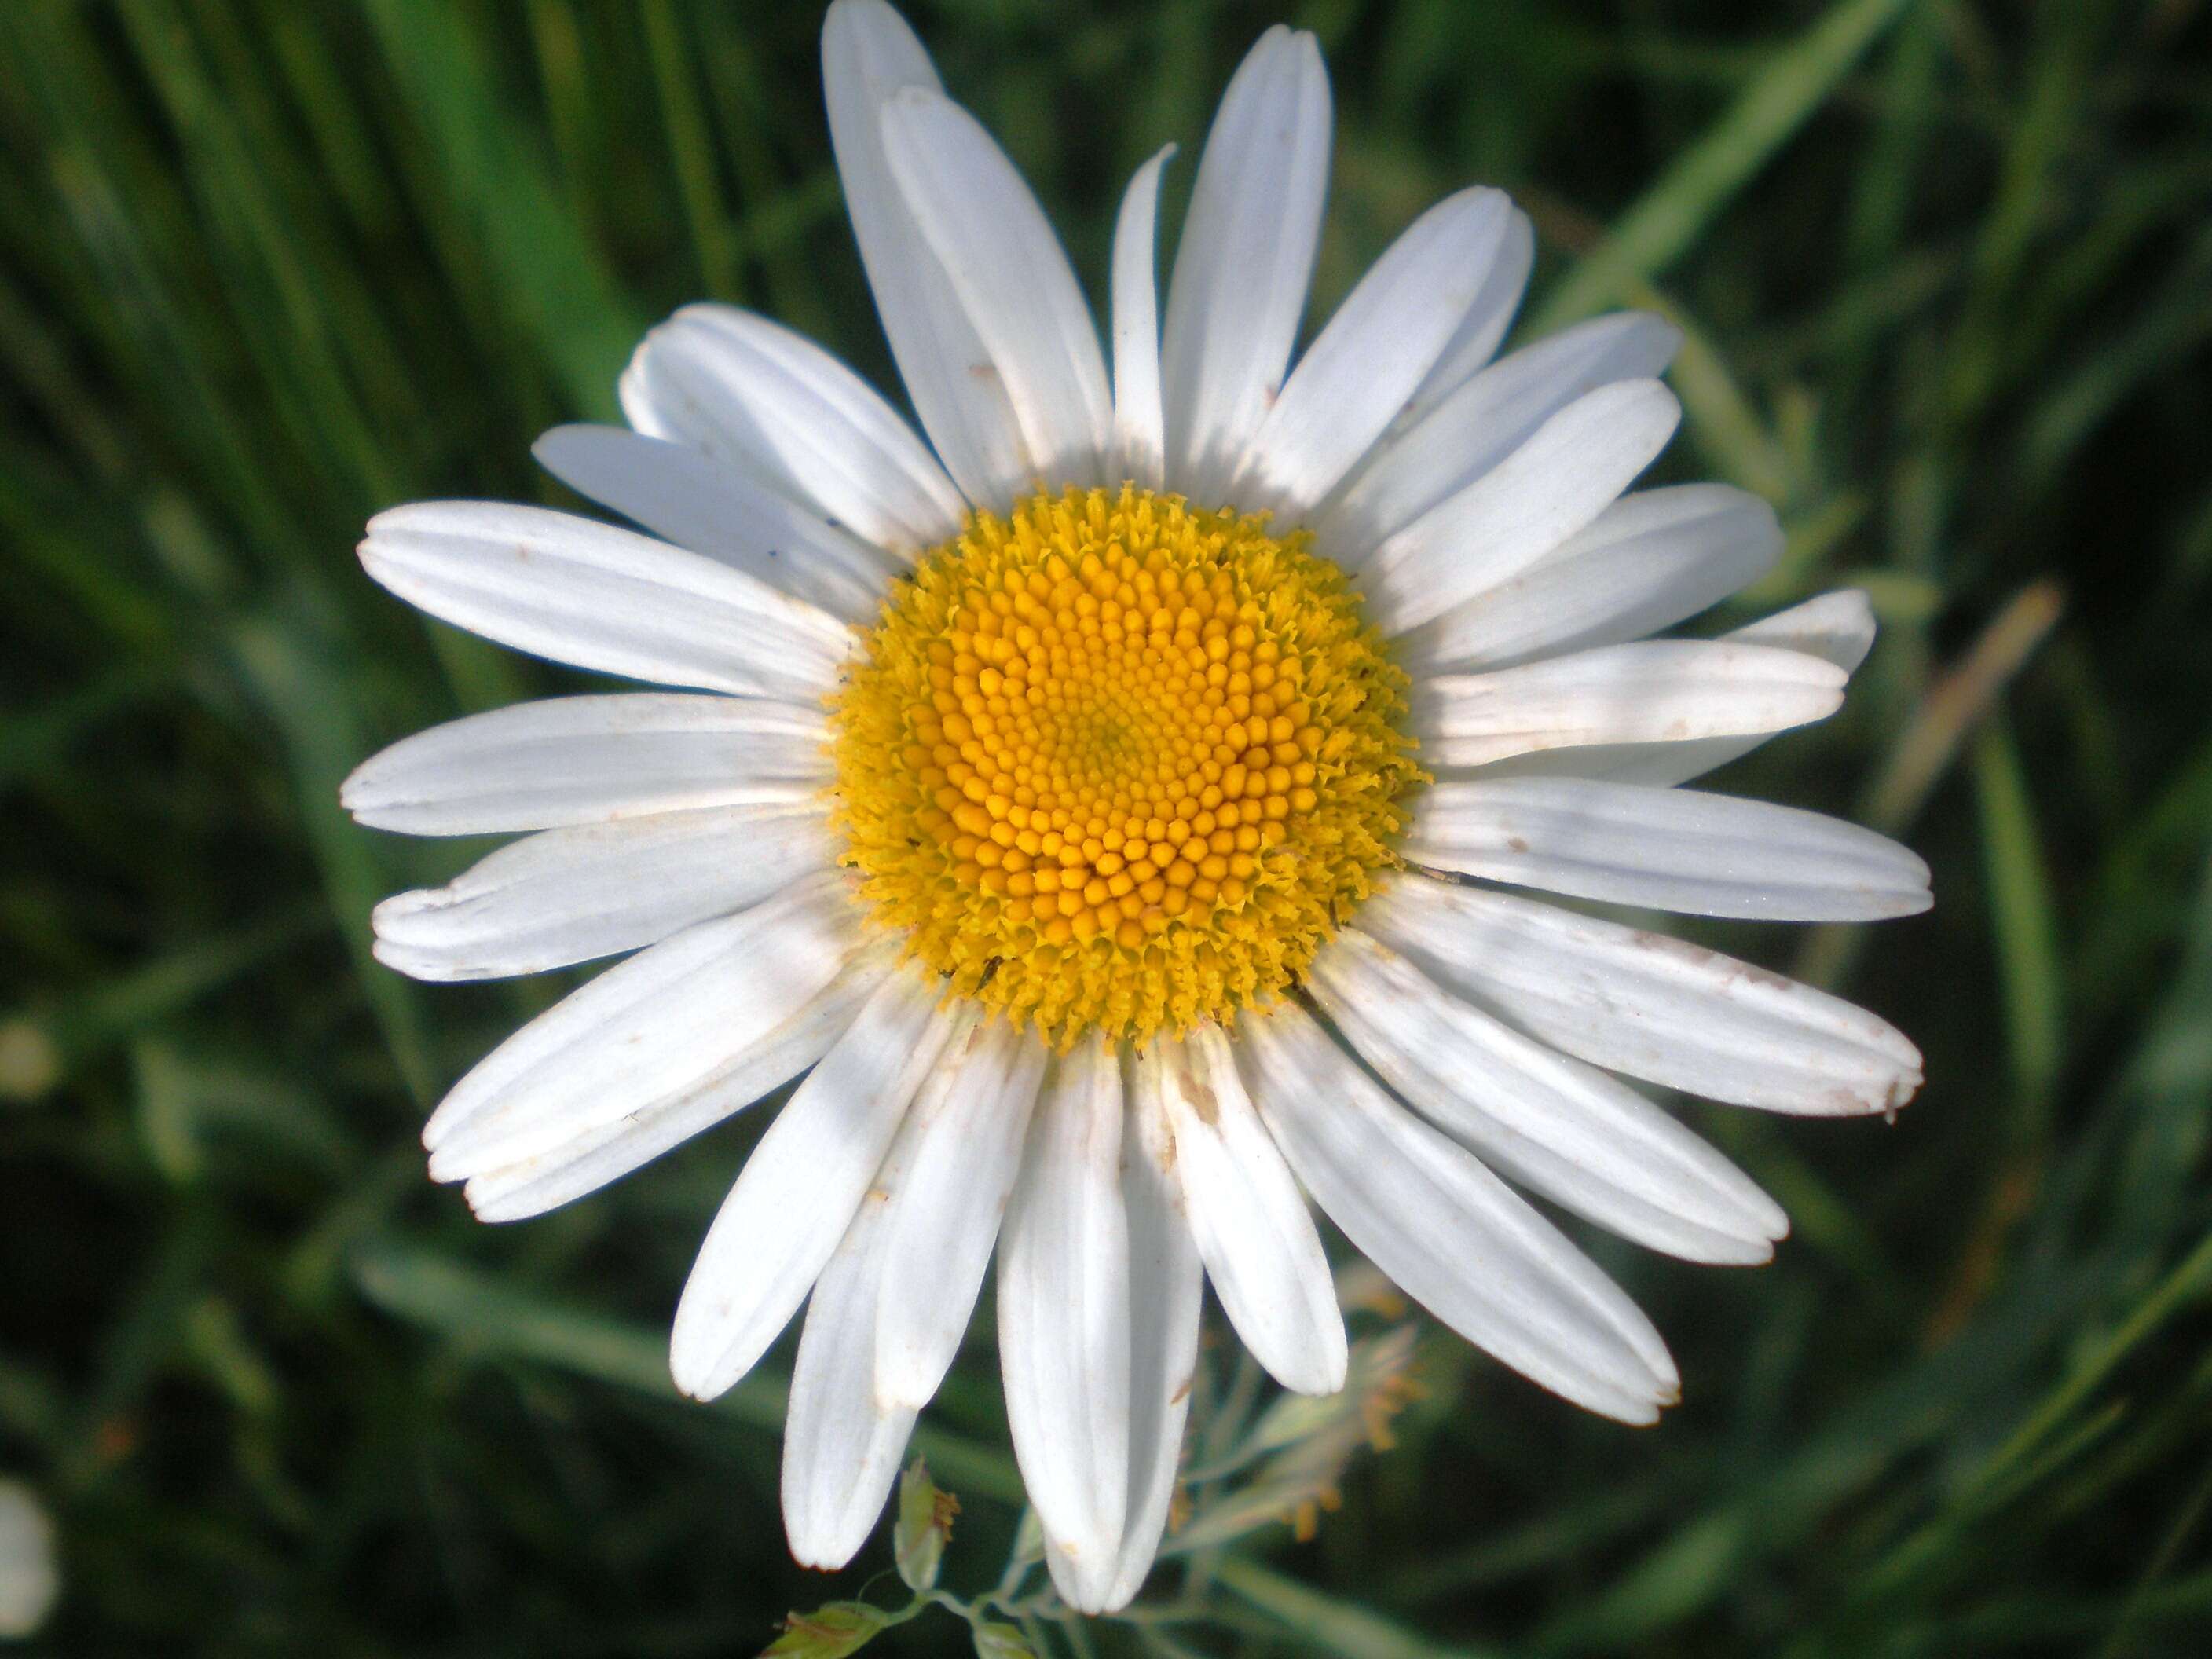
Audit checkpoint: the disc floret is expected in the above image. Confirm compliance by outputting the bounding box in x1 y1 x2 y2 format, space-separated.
830 485 1422 1046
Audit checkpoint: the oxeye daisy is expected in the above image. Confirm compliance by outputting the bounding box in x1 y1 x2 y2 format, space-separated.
344 0 1930 1613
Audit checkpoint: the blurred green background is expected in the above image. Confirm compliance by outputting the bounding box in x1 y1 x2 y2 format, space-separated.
5 0 2212 1654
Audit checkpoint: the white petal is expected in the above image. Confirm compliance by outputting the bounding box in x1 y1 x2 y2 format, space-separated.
822 0 1030 511
1310 930 1787 1264
881 89 1113 491
1393 207 1534 429
1159 26 1331 506
1240 1002 1678 1423
1321 313 1681 559
459 953 885 1222
1102 1062 1204 1612
340 694 830 837
1728 588 1878 671
420 870 865 1172
1237 189 1515 516
372 804 836 982
616 303 965 555
533 424 895 622
1393 485 1782 676
998 1035 1131 1608
873 1018 1049 1411
1139 1028 1345 1394
1109 146 1176 490
782 1113 923 1569
1403 778 1934 921
1358 873 1924 1115
1363 379 1681 636
670 972 970 1401
1471 588 1884 786
359 501 852 700
1408 641 1844 769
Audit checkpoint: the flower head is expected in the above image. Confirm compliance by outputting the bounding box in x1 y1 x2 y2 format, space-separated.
345 0 1928 1613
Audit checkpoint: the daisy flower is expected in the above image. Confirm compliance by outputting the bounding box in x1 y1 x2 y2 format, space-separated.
344 0 1929 1613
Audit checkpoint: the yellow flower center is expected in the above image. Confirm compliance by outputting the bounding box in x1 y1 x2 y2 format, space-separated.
828 485 1423 1046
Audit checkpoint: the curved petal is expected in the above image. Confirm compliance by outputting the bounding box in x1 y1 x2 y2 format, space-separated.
340 694 830 837
1110 145 1177 490
460 952 884 1222
1727 588 1880 671
782 1111 924 1569
881 88 1113 491
1363 379 1681 636
873 1018 1049 1411
1237 188 1515 517
670 972 970 1401
1159 26 1331 505
1357 873 1924 1115
1408 641 1844 769
1101 1056 1204 1612
420 870 866 1173
616 303 965 555
1394 206 1535 430
372 803 836 982
1321 312 1681 559
999 1036 1131 1606
359 501 853 701
822 0 1029 510
533 424 895 621
1402 778 1934 921
1140 1028 1346 1394
1393 485 1782 676
1240 1001 1679 1423
1311 929 1787 1264
1501 590 1881 787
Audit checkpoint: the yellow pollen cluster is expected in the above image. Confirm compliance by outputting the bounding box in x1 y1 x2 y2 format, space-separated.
829 485 1423 1046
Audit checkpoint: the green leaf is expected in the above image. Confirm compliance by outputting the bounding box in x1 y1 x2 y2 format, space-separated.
355 0 641 417
893 1457 958 1592
761 1602 892 1658
1533 0 1917 330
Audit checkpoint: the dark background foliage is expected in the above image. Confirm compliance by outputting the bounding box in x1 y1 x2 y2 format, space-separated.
3 1 2211 1654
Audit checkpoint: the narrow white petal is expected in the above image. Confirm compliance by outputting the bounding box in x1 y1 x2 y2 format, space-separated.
1238 188 1515 516
359 501 853 701
1110 146 1176 490
616 303 965 555
340 694 830 837
1321 313 1682 558
1159 26 1331 505
1102 1061 1204 1612
1393 206 1535 429
1408 641 1844 769
873 1019 1049 1411
1310 930 1787 1264
670 972 970 1400
533 424 894 622
782 1115 923 1569
1727 588 1879 671
1359 873 1924 1115
1472 588 1884 786
1394 485 1782 676
420 870 865 1170
459 953 885 1221
1140 1028 1346 1394
998 1036 1131 1608
1403 778 1934 921
1240 1001 1678 1423
1363 380 1681 636
881 89 1113 491
372 804 836 982
822 0 1030 511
